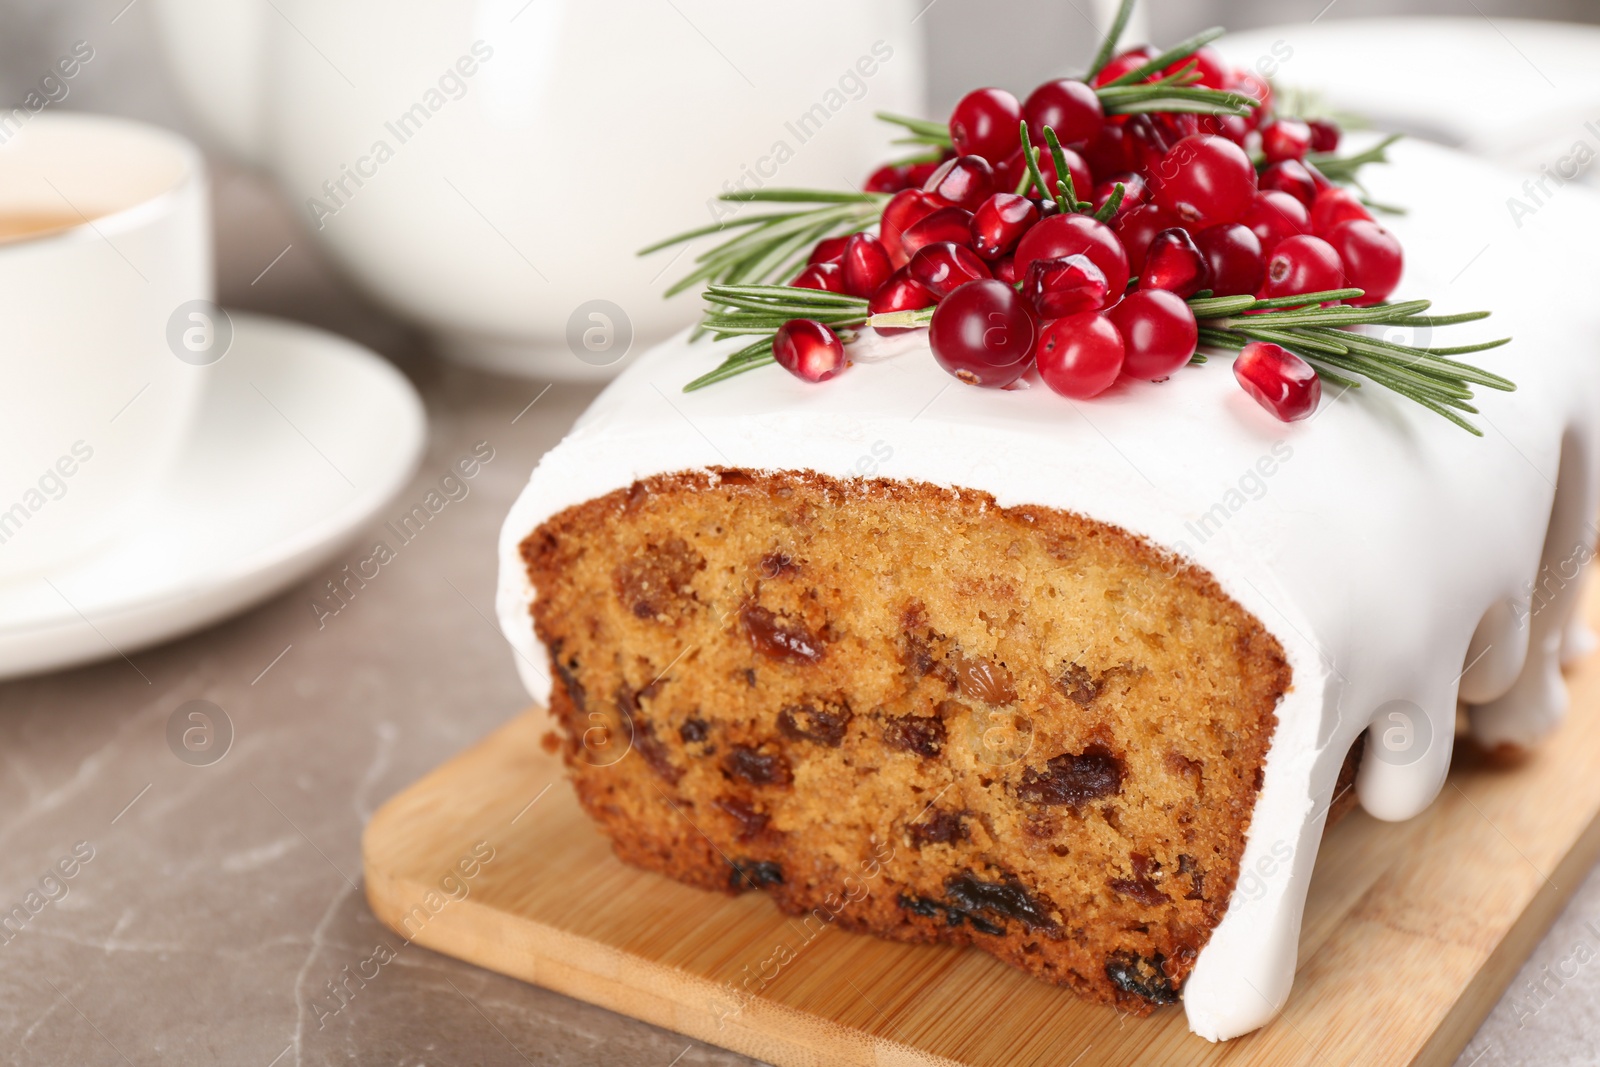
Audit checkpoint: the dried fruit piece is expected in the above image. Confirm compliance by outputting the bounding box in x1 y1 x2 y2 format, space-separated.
1017 744 1125 805
739 603 824 665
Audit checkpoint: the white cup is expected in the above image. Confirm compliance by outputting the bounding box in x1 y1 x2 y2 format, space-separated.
0 113 211 582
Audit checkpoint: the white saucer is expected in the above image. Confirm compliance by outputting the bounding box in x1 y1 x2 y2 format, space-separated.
0 313 426 680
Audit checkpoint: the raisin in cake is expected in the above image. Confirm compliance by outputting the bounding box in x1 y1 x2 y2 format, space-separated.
496 140 1600 1039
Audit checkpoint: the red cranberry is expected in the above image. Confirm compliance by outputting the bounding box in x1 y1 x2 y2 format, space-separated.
1309 187 1373 237
791 261 844 292
923 154 996 211
1234 341 1320 422
1230 70 1274 126
928 279 1037 387
1307 119 1341 154
840 233 893 299
1092 46 1157 87
949 88 1024 165
1261 119 1312 163
1084 121 1134 176
1260 160 1318 208
970 193 1038 259
1036 313 1124 398
1093 172 1148 220
909 241 991 298
1197 112 1250 145
906 159 945 187
808 236 849 265
1025 254 1110 317
1261 234 1344 299
1140 228 1210 298
1014 213 1129 302
1164 46 1230 88
773 319 847 383
1153 135 1257 229
1326 220 1403 305
1023 78 1104 149
864 164 911 194
1194 223 1264 297
1241 190 1310 253
1304 161 1334 192
901 206 976 260
868 268 936 335
1031 146 1094 203
1116 203 1181 274
991 253 1018 285
1108 290 1197 380
880 189 944 266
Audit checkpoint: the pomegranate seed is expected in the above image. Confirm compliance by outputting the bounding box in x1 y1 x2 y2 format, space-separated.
1241 190 1310 253
1261 119 1312 163
1093 172 1149 220
1260 160 1318 208
923 154 996 211
1326 219 1403 305
1025 254 1110 317
1230 70 1274 126
1309 187 1373 237
1116 203 1181 274
1153 135 1257 229
773 319 847 383
880 189 944 266
1014 213 1130 302
971 193 1039 260
1023 78 1104 149
868 268 936 335
1037 313 1125 398
949 88 1024 165
1234 341 1320 422
1261 234 1344 299
901 206 976 260
1307 119 1341 154
1140 228 1210 298
909 242 991 298
1123 114 1174 174
928 279 1038 387
791 261 844 292
1194 223 1265 297
991 253 1018 285
808 236 849 265
1092 46 1157 87
864 164 911 194
840 233 893 299
1108 290 1198 379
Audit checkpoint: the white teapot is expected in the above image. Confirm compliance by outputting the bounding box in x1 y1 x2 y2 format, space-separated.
150 0 926 378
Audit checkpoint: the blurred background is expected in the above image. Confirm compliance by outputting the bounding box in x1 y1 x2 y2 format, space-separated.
1 0 1593 346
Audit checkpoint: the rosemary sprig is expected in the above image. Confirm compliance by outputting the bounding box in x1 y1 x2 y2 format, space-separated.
1086 0 1137 78
685 285 871 392
1307 132 1403 185
682 284 1515 436
640 190 887 298
1188 290 1513 435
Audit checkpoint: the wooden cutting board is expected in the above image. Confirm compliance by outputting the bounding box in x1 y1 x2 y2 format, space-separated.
363 589 1600 1067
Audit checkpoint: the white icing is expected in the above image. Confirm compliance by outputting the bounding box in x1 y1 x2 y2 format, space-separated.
495 139 1600 1040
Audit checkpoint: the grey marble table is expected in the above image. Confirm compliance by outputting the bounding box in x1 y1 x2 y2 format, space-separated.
1 160 1597 1067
